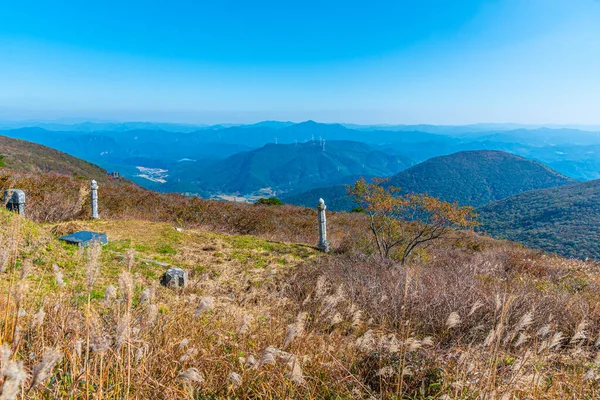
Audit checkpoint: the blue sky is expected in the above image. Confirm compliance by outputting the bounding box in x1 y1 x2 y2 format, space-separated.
1 0 599 124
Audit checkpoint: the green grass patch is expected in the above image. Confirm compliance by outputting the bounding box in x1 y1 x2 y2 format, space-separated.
156 243 177 255
103 239 132 253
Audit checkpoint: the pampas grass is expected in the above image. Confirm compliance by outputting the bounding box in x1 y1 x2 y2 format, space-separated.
446 312 461 329
51 264 65 288
0 345 28 400
30 348 62 388
0 198 599 398
179 368 205 384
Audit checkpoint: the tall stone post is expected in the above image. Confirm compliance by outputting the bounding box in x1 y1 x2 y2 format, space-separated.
317 198 330 252
91 180 99 219
3 189 26 216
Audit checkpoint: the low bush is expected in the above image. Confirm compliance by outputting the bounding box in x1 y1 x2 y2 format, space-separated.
256 197 284 206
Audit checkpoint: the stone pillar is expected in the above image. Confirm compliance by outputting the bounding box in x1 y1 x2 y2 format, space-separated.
91 180 99 219
3 189 26 216
317 198 330 252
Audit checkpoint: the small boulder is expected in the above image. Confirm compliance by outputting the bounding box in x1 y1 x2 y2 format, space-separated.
161 268 188 288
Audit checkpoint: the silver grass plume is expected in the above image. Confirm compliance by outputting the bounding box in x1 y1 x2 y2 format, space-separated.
31 306 45 329
468 300 484 317
31 348 63 387
178 368 205 384
104 285 117 305
19 259 32 280
118 271 133 307
571 320 588 344
139 288 152 305
0 345 28 400
52 264 65 288
114 314 130 348
126 247 135 271
85 243 102 292
146 304 159 326
446 312 461 329
228 372 242 389
238 314 252 335
0 244 9 273
283 312 308 349
178 347 198 363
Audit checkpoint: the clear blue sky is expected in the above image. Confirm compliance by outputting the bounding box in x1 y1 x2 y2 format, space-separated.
1 0 599 124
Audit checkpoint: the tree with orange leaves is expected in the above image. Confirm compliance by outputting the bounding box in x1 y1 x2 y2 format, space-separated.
347 177 478 265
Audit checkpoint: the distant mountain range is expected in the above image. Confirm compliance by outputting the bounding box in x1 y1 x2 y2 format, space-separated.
0 120 208 133
4 119 600 134
285 150 576 210
3 119 600 195
185 140 413 195
479 179 600 259
4 124 600 261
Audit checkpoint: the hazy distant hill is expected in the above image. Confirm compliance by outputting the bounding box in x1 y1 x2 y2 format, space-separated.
0 121 208 133
0 127 251 162
479 179 600 259
0 135 111 181
285 150 576 210
192 140 413 195
6 121 600 191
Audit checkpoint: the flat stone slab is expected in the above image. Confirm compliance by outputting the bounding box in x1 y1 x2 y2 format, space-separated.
59 231 108 247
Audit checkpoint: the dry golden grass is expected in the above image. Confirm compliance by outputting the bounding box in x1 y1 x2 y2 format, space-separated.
1 170 600 398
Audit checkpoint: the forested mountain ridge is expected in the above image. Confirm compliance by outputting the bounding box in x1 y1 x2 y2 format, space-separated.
285 150 576 210
190 140 413 195
479 179 600 259
385 150 576 206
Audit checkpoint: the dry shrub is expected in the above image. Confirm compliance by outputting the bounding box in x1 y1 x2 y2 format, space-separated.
289 248 600 342
49 221 86 237
285 247 600 397
0 170 89 222
0 169 368 248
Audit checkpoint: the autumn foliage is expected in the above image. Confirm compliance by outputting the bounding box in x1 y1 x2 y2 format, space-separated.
348 177 478 264
2 169 600 398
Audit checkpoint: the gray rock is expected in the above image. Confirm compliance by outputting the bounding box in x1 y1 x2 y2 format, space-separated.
160 268 188 288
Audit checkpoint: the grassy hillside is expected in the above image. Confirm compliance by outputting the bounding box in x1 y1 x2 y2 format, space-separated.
0 134 111 181
479 179 600 259
2 172 600 397
1 144 599 397
287 150 577 211
0 167 366 243
193 140 413 195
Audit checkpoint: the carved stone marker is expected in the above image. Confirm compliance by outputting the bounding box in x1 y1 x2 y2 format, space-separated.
3 189 25 216
317 198 330 252
90 180 99 219
161 268 188 288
